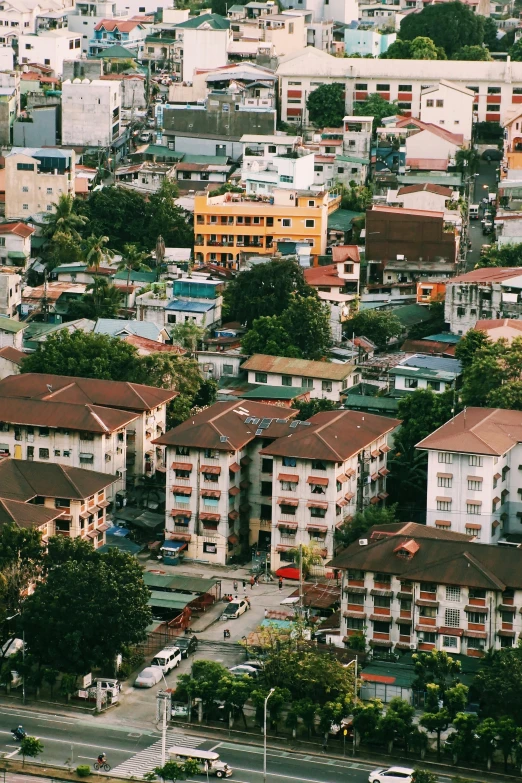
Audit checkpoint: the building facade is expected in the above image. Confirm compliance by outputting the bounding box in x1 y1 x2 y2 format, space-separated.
444 267 522 335
240 354 359 401
61 78 122 147
4 148 75 220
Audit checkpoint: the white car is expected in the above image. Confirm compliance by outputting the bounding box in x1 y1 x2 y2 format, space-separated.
134 667 163 688
229 665 259 678
222 598 249 620
369 767 414 783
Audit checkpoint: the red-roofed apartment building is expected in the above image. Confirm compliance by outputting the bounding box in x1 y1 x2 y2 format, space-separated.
0 221 34 268
379 116 465 173
304 246 360 341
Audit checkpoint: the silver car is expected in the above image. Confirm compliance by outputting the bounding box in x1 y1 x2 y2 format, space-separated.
134 667 162 688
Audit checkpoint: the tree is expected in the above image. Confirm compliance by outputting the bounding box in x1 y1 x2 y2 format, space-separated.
461 336 522 408
45 231 84 272
241 314 304 358
420 696 450 760
21 548 151 674
169 322 205 355
289 543 323 578
21 330 140 381
354 94 399 132
224 259 315 328
475 717 498 770
411 771 437 783
175 660 230 719
117 244 151 303
410 36 441 59
496 716 517 772
387 439 431 522
382 39 414 59
509 38 522 61
475 242 522 269
393 388 457 455
377 697 415 752
335 504 399 550
280 296 332 360
67 279 123 320
412 649 461 697
353 699 383 743
19 737 44 767
454 328 490 370
344 309 402 350
154 760 201 783
455 147 480 175
454 45 492 60
84 233 113 272
294 398 337 421
339 183 373 212
399 2 486 57
41 194 88 240
146 179 192 251
472 644 522 724
306 83 345 128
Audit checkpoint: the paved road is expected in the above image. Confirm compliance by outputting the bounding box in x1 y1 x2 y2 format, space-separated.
466 157 499 271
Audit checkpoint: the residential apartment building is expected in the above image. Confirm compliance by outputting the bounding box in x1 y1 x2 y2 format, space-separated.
419 80 474 143
241 354 359 402
417 407 522 544
0 71 20 146
0 373 177 481
0 458 116 546
0 345 24 377
67 0 131 55
89 17 147 57
378 116 464 173
389 354 462 395
194 187 335 266
0 396 137 497
136 277 224 331
0 0 73 39
343 28 395 57
279 0 358 25
0 271 21 319
61 78 121 148
0 222 35 268
171 13 231 83
229 8 307 59
304 245 360 341
263 409 399 573
18 29 81 75
331 521 522 656
276 47 522 126
153 400 298 565
4 148 75 221
444 267 522 335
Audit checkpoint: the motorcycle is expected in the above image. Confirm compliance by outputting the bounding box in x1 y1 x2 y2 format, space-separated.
11 728 26 741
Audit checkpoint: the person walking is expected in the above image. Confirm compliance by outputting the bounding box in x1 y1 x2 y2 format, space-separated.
254 574 259 586
242 580 247 591
233 580 238 592
250 575 255 589
279 577 283 591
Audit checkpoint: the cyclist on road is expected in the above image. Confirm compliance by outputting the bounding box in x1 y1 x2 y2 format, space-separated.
97 753 107 766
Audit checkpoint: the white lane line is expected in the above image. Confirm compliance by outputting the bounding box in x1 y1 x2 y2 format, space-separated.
0 709 75 722
232 766 359 783
208 743 222 752
5 750 19 758
218 744 370 770
35 718 75 725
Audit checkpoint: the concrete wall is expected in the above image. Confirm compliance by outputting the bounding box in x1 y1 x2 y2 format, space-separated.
62 78 121 146
181 28 229 83
13 106 58 147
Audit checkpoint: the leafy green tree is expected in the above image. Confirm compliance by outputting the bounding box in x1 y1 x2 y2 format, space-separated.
339 183 373 212
509 38 522 61
450 711 479 764
353 699 383 743
411 771 437 783
154 760 201 783
387 439 430 522
169 322 206 355
84 233 113 272
454 328 490 369
19 737 44 766
146 179 192 251
472 644 522 724
461 336 522 408
344 309 402 350
241 315 302 359
306 83 345 128
394 388 457 455
217 674 255 729
410 36 441 59
21 548 151 674
117 243 151 299
377 697 415 752
354 94 399 132
224 259 314 328
475 242 522 268
280 296 332 360
42 194 88 240
400 1 486 57
294 398 337 421
382 39 414 59
420 699 450 759
496 716 518 772
45 231 83 271
475 717 498 770
412 650 461 697
455 147 480 175
176 660 229 719
335 504 398 550
67 279 123 320
454 45 492 60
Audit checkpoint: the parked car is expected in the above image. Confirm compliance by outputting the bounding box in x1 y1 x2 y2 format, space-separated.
222 599 249 620
134 667 163 688
93 677 120 695
243 659 264 671
172 636 198 658
150 647 181 673
368 767 414 783
139 131 152 143
229 665 259 678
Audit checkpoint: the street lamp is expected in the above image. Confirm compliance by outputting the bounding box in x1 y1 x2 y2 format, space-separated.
263 688 275 783
344 657 358 756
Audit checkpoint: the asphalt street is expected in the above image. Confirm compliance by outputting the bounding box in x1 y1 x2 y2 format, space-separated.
466 156 499 270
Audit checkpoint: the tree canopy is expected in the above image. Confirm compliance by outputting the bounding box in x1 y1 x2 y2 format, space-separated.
460 336 522 409
335 504 399 550
399 1 487 57
344 309 402 350
354 94 399 132
475 242 522 269
306 83 345 128
224 258 315 328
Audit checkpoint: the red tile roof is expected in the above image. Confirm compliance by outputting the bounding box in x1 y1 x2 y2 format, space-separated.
0 496 63 529
304 264 344 288
0 396 138 433
331 246 360 264
407 158 449 171
94 19 144 31
121 334 187 355
0 457 117 501
397 183 453 197
0 346 25 365
0 222 34 238
417 407 522 456
395 115 464 146
448 267 522 285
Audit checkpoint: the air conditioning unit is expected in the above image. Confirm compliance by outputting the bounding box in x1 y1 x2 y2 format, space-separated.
359 539 368 546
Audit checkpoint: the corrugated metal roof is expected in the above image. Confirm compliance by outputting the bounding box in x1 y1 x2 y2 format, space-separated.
165 299 215 313
241 354 354 380
0 396 138 433
401 354 462 374
94 318 163 340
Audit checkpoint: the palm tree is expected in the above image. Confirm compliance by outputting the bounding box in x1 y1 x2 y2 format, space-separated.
41 194 88 240
82 279 122 319
117 243 151 311
83 234 114 314
155 234 165 280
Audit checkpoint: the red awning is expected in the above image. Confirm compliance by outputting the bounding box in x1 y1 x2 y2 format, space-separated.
277 521 298 530
307 501 328 509
200 512 220 522
229 462 240 473
228 510 239 520
172 486 192 495
278 473 299 482
276 566 300 580
229 486 240 496
172 462 192 471
201 465 221 475
307 476 329 486
278 497 299 507
201 489 221 498
171 508 191 517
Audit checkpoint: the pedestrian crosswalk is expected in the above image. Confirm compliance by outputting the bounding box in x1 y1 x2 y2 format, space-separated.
111 731 204 779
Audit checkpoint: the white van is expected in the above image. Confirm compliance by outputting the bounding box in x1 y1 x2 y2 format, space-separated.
469 204 479 220
150 647 181 674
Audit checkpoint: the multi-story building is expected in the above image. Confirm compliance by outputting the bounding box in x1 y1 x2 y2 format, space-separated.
419 80 474 143
0 71 20 146
194 187 337 267
389 354 462 395
0 222 35 268
4 147 75 221
67 0 130 55
304 245 360 341
18 29 81 75
0 271 21 319
171 13 231 83
61 77 121 148
0 0 73 39
279 0 358 25
0 373 177 481
343 28 395 57
0 345 24 377
0 396 137 496
0 457 116 546
153 400 298 564
241 143 316 196
276 46 522 126
89 17 147 57
136 277 224 331
417 407 522 544
263 408 399 573
240 354 359 401
444 267 522 335
331 520 522 655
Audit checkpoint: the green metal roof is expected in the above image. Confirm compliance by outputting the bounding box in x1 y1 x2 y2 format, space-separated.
328 209 364 231
391 304 434 327
423 333 461 344
176 12 230 29
53 264 87 274
142 144 183 159
94 44 138 59
7 251 28 260
228 4 245 10
344 395 399 413
114 270 156 283
143 572 217 594
148 590 194 611
336 155 370 165
389 365 457 382
183 154 229 165
0 317 26 333
239 385 309 400
145 35 176 44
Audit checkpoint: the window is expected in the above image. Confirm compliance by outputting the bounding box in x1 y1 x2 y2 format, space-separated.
426 99 434 107
63 450 70 458
176 446 189 456
348 592 364 606
500 636 514 648
347 617 365 630
373 621 390 634
419 606 437 619
282 219 291 227
469 588 486 600
374 595 391 608
280 503 296 515
427 381 440 391
502 465 510 481
443 635 458 648
283 456 296 467
322 381 332 392
466 526 481 539
255 372 267 383
446 586 461 602
261 458 273 474
46 205 53 212
260 503 272 521
445 609 460 627
310 506 326 519
467 503 481 515
376 84 389 91
467 610 486 624
438 476 452 488
400 599 412 612
421 582 437 593
438 452 453 464
437 500 451 511
281 481 296 492
204 449 218 459
501 610 514 623
468 637 485 650
418 631 436 643
202 472 218 483
223 364 233 375
312 460 327 471
175 469 190 479
22 204 28 211
469 455 483 467
405 378 418 389
399 84 412 91
203 542 217 554
281 376 292 387
355 83 367 90
39 448 49 460
39 427 49 437
305 219 315 228
17 163 34 171
374 573 391 585
308 200 315 207
488 86 501 94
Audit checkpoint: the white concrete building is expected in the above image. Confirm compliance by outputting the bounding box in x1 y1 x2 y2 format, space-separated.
0 0 73 39
242 147 315 195
388 183 457 214
390 354 462 395
0 221 34 268
4 148 75 221
0 345 24 377
420 80 474 143
444 267 522 335
18 29 81 75
332 521 522 656
276 47 522 126
173 15 231 84
279 0 358 25
418 408 522 544
61 77 121 147
240 354 358 401
0 271 21 318
67 0 130 55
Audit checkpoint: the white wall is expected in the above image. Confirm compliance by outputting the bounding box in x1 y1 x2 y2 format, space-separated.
245 368 351 400
62 78 121 146
420 83 474 142
406 129 458 163
18 31 81 76
394 190 449 213
181 28 229 83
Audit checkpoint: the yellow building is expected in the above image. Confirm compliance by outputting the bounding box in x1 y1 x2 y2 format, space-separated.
194 187 339 268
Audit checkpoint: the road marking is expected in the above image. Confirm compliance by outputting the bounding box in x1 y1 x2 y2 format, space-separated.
231 765 364 782
218 743 372 770
110 730 205 779
208 743 222 752
5 750 19 759
35 718 75 725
